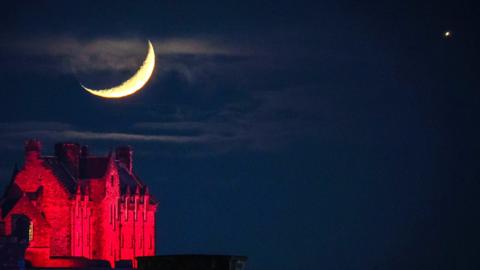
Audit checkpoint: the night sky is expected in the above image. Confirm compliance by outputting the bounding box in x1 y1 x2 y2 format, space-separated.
1 1 480 269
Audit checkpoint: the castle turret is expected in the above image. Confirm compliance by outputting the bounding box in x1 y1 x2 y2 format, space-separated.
83 185 89 202
134 185 141 220
75 184 82 202
144 186 150 202
124 186 131 220
143 187 150 221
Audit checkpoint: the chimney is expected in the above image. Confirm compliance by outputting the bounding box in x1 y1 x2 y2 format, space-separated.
116 146 133 173
80 145 89 157
25 139 41 164
55 142 81 178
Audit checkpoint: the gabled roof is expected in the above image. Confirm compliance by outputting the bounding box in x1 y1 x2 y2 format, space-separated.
42 155 147 197
40 155 140 196
2 192 51 227
1 148 154 217
0 183 22 218
117 163 143 193
42 157 77 194
117 163 157 203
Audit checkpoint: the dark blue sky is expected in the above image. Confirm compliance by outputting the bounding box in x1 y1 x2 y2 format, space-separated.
1 1 480 269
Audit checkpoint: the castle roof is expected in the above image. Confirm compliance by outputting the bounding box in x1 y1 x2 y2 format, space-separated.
0 183 22 218
43 157 77 194
41 155 147 196
0 142 156 219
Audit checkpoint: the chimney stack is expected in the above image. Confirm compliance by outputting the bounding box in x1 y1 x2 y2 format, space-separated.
25 139 41 164
55 142 81 178
80 145 89 157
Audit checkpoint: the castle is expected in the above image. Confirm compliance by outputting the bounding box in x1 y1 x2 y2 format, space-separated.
0 140 157 268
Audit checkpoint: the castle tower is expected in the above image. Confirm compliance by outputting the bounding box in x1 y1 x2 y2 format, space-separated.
0 140 158 268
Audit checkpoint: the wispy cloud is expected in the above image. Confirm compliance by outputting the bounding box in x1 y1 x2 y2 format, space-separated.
0 122 213 144
0 121 73 131
5 37 248 74
5 130 212 143
133 87 328 151
0 84 327 155
0 121 250 157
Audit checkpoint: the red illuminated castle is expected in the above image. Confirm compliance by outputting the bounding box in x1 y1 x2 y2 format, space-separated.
0 140 157 268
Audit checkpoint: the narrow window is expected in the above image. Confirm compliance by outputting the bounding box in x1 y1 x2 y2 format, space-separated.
28 222 33 241
111 175 114 186
113 204 116 229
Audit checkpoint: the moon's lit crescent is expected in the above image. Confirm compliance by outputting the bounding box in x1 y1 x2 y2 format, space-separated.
81 40 155 98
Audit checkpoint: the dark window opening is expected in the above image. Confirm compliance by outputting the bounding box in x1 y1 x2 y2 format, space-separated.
12 214 32 243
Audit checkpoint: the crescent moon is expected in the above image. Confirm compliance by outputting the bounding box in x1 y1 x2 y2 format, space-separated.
81 40 155 98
